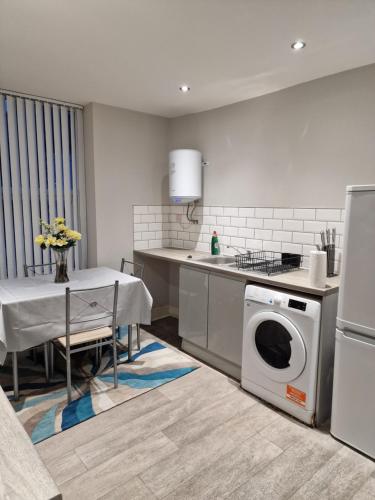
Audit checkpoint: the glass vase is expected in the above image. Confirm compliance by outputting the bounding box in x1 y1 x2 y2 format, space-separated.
53 248 70 283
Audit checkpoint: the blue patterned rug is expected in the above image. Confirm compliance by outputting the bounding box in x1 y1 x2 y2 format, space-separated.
0 333 199 444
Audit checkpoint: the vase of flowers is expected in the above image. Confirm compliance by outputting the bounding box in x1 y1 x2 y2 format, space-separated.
35 217 82 283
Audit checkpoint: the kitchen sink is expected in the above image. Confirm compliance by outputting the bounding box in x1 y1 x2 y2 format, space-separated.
197 256 236 265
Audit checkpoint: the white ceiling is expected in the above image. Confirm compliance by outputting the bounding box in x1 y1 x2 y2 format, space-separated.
1 0 375 118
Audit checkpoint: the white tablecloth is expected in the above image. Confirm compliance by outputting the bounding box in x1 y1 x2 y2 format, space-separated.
0 267 153 363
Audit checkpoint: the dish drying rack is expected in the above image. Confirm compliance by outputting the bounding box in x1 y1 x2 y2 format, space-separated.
234 251 303 276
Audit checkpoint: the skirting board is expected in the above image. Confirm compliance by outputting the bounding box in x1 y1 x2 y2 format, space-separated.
182 339 241 380
152 305 179 321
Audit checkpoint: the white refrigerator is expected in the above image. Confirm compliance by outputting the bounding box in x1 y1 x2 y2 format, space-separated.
331 184 375 458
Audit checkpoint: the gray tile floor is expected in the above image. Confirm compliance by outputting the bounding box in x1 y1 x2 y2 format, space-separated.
36 333 375 500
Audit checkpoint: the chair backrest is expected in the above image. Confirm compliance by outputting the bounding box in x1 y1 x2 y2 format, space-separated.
24 262 56 277
120 258 144 280
65 281 119 348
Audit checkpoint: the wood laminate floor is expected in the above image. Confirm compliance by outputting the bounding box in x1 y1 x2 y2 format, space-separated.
36 327 375 500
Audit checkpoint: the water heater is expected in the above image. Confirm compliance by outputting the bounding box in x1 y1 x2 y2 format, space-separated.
169 149 202 204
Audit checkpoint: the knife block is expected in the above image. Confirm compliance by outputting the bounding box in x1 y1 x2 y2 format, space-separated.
323 244 335 277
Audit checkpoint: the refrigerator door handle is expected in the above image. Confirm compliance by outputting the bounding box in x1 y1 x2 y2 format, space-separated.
341 329 375 347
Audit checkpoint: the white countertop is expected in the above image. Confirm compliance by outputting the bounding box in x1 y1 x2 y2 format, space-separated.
135 248 340 297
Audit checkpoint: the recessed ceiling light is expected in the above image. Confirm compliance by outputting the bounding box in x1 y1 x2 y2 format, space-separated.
291 40 306 50
179 85 190 93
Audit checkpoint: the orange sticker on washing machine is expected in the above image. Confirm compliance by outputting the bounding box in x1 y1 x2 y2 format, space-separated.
286 385 306 407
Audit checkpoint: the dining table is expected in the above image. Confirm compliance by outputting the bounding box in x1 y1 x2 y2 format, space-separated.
0 266 153 364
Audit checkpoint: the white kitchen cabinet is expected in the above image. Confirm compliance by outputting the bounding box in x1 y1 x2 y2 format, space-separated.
178 265 208 348
207 273 246 366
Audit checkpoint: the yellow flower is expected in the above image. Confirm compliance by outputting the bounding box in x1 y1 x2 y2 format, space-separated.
54 217 65 225
56 224 67 233
55 238 68 247
34 234 45 246
45 236 57 247
66 229 81 241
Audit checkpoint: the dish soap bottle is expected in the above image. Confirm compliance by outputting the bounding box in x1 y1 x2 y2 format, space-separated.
211 231 220 255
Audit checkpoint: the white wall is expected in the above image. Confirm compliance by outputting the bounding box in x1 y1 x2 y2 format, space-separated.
169 64 375 209
84 64 375 270
83 102 169 269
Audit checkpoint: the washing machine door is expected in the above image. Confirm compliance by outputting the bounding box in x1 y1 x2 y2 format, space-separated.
247 311 306 383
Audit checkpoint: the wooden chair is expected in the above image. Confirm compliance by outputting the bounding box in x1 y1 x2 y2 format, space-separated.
120 259 145 355
53 281 119 404
11 264 54 400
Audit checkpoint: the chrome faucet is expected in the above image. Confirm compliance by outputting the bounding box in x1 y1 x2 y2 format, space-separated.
222 244 247 255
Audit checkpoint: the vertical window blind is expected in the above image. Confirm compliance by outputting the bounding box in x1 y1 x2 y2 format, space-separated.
0 92 86 279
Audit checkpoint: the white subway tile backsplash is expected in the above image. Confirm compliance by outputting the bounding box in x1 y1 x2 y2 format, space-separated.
230 237 246 248
219 235 231 246
149 239 162 248
263 240 282 252
134 240 149 250
239 207 255 217
246 218 263 229
217 216 231 226
178 232 190 240
133 205 148 214
264 219 282 230
327 221 344 235
171 239 183 248
140 214 155 223
223 207 238 216
202 215 217 225
133 204 345 271
255 208 273 219
303 220 327 233
196 242 210 252
238 227 255 238
149 222 162 231
282 242 302 254
223 226 238 237
255 229 272 240
316 209 341 221
170 205 184 214
274 208 293 219
149 206 162 214
142 231 156 240
246 239 263 250
170 222 184 231
134 223 149 232
189 233 200 242
294 208 315 220
283 220 303 231
273 231 292 242
293 232 315 245
210 206 224 216
230 217 246 227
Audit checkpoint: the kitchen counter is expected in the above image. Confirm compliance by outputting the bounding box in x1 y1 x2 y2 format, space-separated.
135 248 340 297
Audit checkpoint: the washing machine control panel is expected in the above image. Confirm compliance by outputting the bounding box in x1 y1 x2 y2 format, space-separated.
288 299 307 311
245 285 314 316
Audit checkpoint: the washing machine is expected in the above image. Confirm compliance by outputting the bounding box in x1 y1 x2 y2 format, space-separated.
242 285 321 425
